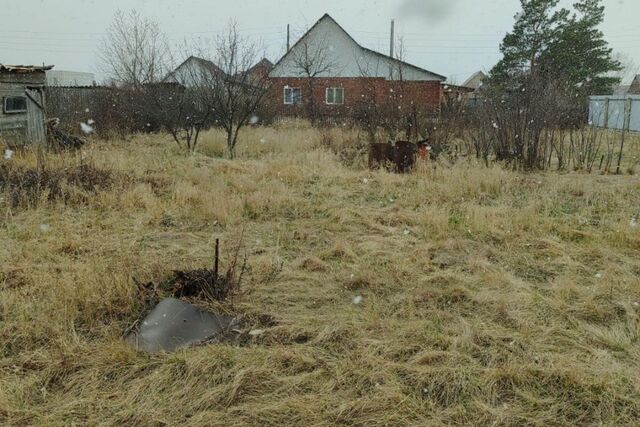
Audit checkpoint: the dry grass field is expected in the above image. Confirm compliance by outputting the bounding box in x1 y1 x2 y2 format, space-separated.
2 124 640 426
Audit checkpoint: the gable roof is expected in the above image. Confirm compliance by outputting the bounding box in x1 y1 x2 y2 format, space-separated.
462 71 487 90
629 74 640 95
613 84 630 96
270 14 446 81
163 56 224 83
248 58 273 73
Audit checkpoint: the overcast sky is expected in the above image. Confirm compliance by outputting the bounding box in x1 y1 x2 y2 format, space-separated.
1 0 638 84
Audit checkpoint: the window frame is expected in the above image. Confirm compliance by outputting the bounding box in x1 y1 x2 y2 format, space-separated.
283 86 302 105
3 96 28 114
325 87 344 105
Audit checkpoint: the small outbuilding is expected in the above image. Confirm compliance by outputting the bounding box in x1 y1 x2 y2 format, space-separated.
0 64 53 145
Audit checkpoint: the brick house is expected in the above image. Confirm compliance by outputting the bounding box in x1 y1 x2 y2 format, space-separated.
268 14 446 119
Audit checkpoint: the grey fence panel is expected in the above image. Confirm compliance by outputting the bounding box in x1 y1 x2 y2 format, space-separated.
589 95 640 132
607 99 626 129
630 99 640 132
589 98 607 127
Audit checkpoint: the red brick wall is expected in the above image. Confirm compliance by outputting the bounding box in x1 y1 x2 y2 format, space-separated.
268 77 442 117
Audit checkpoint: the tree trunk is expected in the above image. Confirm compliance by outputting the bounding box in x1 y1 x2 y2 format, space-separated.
227 130 236 159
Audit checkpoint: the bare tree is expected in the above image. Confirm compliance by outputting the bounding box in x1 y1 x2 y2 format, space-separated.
99 10 211 153
289 36 340 123
353 37 416 143
98 10 169 88
195 23 271 158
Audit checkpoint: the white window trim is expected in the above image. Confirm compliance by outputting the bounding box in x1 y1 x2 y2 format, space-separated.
283 86 301 105
325 87 344 105
3 96 28 114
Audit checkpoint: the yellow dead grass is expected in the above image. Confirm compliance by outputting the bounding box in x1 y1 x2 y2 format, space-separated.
1 125 640 425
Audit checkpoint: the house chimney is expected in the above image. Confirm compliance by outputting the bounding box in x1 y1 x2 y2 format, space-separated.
390 19 395 58
287 24 290 51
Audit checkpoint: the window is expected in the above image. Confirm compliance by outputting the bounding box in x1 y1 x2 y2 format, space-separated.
325 87 344 105
3 96 27 114
284 87 301 105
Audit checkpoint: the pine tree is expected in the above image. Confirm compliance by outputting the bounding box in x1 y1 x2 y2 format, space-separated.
490 0 569 87
541 0 621 96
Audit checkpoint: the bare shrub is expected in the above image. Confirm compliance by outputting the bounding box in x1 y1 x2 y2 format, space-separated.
136 237 247 305
466 75 581 170
0 159 114 208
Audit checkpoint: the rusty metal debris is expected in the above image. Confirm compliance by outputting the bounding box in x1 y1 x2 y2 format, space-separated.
125 297 236 353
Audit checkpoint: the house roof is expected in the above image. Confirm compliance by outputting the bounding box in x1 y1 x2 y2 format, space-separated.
613 85 630 96
248 58 273 73
0 64 54 73
270 14 446 81
462 71 486 90
163 56 224 83
629 74 640 94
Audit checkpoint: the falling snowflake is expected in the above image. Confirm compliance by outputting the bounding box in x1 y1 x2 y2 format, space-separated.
249 115 259 124
85 108 90 113
492 122 499 129
353 295 363 305
3 149 14 160
80 122 94 134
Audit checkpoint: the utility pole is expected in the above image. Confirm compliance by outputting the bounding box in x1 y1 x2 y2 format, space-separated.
286 24 290 51
390 19 395 58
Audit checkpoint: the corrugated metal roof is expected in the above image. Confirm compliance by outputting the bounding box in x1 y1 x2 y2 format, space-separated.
0 64 54 73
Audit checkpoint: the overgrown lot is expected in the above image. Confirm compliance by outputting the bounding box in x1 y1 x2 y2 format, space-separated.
1 124 640 426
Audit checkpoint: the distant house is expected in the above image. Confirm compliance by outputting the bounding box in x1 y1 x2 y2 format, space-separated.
462 71 487 91
268 14 446 116
613 85 630 96
163 56 224 87
46 70 95 87
628 75 640 95
246 58 273 82
0 64 52 145
612 75 640 96
163 56 272 89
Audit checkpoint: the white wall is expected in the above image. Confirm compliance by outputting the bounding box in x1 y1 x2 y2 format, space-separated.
46 70 94 87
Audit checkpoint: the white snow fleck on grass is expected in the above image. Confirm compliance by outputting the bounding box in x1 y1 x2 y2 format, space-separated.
80 122 94 134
